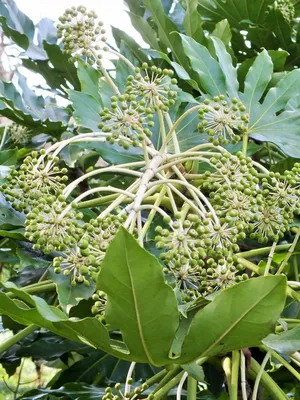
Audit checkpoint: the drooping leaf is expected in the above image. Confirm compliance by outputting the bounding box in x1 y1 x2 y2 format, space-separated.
49 269 96 314
77 59 102 103
263 325 300 354
143 0 190 71
0 0 34 49
0 286 131 360
241 49 273 118
176 276 286 364
126 11 161 51
180 34 226 96
98 227 179 366
69 90 102 131
210 36 238 98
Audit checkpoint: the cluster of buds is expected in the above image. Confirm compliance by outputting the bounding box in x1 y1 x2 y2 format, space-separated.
91 290 107 320
7 123 33 145
275 0 295 23
102 380 149 400
0 151 68 213
197 96 249 145
125 64 178 111
155 213 246 300
98 94 153 149
57 6 107 65
24 195 83 254
50 213 126 284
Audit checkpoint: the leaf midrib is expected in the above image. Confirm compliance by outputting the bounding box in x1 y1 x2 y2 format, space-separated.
124 242 156 365
196 279 281 359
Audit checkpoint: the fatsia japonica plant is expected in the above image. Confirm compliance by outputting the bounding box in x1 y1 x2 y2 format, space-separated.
1 1 300 399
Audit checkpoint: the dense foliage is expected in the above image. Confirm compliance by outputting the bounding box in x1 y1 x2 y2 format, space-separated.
0 0 300 399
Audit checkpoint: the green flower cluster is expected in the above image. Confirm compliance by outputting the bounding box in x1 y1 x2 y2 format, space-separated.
7 123 33 145
57 5 107 65
197 96 249 145
276 0 295 23
155 213 247 300
203 153 300 243
125 64 178 111
102 381 149 400
28 209 126 282
98 94 153 149
0 151 68 213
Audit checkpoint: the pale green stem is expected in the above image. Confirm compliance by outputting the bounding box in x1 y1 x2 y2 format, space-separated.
60 186 136 219
156 102 167 153
160 105 202 153
0 124 8 150
240 350 248 400
249 358 288 400
108 49 136 70
137 204 170 221
165 112 180 154
242 130 248 156
276 227 300 275
125 362 136 396
260 345 300 380
236 244 291 258
293 256 299 281
141 186 167 238
0 325 38 355
252 160 270 175
252 352 271 400
99 179 141 219
186 376 197 400
231 350 240 400
142 139 149 165
156 155 215 173
63 163 144 197
265 241 277 275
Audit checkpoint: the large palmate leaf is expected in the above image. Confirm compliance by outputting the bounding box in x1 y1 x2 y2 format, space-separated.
197 0 274 29
176 276 286 364
98 227 179 366
0 74 69 132
179 34 226 96
0 0 34 49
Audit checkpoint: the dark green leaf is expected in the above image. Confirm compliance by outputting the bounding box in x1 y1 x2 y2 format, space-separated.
180 34 226 96
77 59 102 103
177 276 286 363
98 228 179 366
0 0 34 49
69 90 102 131
263 325 300 354
210 36 238 98
49 269 95 314
127 11 160 50
241 49 273 119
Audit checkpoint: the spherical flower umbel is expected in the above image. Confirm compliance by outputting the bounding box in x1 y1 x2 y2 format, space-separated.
1 151 68 213
197 96 249 145
24 195 83 254
7 123 33 145
84 214 127 264
98 94 153 149
57 6 107 65
276 0 295 23
125 64 178 111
